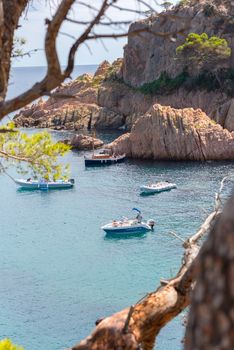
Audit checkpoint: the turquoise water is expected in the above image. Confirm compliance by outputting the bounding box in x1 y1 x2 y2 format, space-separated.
0 128 233 350
0 66 233 350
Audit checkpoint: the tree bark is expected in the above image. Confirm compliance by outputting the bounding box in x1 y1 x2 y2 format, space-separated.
185 193 234 350
0 0 28 101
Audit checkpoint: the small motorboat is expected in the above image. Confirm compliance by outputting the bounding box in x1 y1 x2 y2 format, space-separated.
101 208 155 235
15 178 75 190
84 151 126 166
140 181 177 194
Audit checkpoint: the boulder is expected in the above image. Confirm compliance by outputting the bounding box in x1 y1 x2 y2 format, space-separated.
68 134 104 150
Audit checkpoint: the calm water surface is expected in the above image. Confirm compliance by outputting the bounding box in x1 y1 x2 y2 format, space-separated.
0 67 233 350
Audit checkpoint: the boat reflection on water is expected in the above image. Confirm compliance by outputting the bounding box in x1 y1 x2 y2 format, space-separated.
104 230 148 240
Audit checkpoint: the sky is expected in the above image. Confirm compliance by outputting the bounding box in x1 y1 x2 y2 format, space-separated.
14 0 177 68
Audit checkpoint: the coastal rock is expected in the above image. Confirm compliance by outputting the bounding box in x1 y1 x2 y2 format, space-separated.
12 1 234 134
13 62 125 131
98 81 232 130
14 101 101 130
66 134 104 150
108 104 234 161
92 107 124 129
94 60 111 77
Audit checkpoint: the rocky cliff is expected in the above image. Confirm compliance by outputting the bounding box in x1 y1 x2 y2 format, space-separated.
13 0 234 145
108 104 234 161
122 0 234 87
13 62 125 131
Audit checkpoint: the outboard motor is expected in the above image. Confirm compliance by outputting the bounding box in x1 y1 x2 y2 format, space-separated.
147 219 155 230
69 178 75 184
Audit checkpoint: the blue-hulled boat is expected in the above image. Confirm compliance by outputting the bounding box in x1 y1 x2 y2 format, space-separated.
84 153 126 166
102 219 154 234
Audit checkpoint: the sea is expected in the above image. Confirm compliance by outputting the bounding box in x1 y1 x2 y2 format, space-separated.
0 65 233 350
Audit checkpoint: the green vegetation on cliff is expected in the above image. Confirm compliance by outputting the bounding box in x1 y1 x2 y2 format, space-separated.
138 68 234 96
138 71 189 95
137 33 233 96
176 33 231 71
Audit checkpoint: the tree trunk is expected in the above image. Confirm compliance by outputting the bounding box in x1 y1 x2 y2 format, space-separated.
185 193 234 350
0 0 28 102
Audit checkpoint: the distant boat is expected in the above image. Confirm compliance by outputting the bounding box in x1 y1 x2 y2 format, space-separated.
101 208 155 235
15 178 75 190
84 152 126 166
140 182 177 194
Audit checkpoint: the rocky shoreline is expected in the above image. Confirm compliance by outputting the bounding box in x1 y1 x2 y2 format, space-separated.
13 0 234 161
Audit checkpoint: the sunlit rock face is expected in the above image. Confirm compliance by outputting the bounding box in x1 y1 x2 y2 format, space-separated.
13 62 124 131
108 104 234 161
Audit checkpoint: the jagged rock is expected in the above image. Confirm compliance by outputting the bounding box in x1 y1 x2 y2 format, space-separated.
66 134 104 150
108 104 234 161
94 60 111 77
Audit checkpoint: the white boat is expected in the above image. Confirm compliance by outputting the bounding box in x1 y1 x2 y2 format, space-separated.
15 178 75 190
102 208 155 235
140 182 177 194
102 219 155 235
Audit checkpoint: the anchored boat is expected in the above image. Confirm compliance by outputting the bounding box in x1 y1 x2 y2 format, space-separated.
140 182 177 194
15 178 75 190
84 152 126 166
102 208 155 235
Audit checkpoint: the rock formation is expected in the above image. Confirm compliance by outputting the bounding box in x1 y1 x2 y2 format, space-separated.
108 104 234 161
14 62 125 131
63 134 104 150
12 0 234 145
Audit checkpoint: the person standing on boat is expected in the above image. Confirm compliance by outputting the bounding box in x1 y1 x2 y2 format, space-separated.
136 212 142 223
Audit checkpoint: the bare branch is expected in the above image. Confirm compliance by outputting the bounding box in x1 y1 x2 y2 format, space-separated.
111 3 150 15
64 0 110 78
66 17 132 26
11 48 41 58
70 177 229 350
0 0 75 118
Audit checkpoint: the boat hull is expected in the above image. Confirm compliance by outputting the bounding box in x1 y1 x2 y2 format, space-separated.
84 155 125 167
140 183 177 194
15 179 74 190
102 223 151 234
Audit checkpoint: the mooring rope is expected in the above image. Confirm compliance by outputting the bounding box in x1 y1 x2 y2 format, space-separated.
0 161 16 183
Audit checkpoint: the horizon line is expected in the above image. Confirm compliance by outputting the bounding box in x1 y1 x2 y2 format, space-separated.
11 64 99 69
